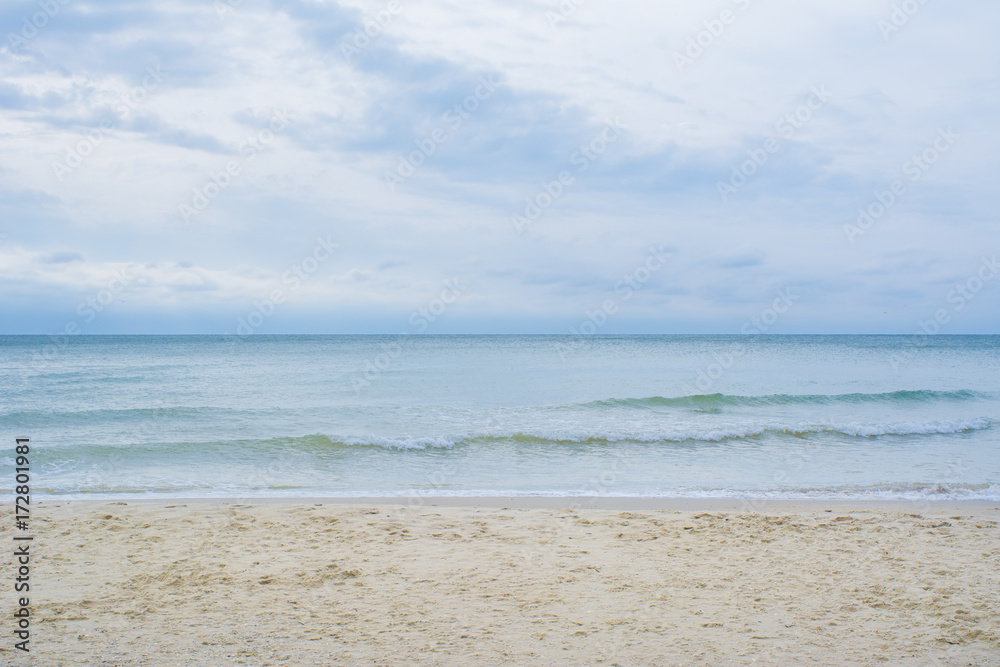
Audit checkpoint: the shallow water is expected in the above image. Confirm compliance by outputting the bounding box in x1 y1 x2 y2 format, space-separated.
2 334 998 500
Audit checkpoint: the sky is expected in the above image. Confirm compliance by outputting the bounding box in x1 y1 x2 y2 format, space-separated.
0 0 998 335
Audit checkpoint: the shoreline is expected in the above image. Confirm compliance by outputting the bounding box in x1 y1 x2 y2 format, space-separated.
38 495 1000 512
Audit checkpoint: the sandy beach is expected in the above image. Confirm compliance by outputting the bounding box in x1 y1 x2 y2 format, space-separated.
2 498 998 666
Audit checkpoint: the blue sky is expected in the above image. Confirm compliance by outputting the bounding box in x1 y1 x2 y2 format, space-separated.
1 0 998 334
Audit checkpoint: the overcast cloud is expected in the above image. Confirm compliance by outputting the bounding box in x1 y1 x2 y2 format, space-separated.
1 0 998 334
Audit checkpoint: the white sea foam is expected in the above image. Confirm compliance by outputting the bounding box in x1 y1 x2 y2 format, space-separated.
323 417 993 449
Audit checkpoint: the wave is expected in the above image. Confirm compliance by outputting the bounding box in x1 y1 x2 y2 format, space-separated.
22 483 1000 502
581 389 991 411
17 418 988 458
833 419 992 437
474 418 993 445
2 390 990 424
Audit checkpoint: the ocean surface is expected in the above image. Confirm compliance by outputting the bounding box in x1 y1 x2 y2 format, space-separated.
1 335 999 501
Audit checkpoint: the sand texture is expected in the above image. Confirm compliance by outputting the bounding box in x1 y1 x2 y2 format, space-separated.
1 501 998 666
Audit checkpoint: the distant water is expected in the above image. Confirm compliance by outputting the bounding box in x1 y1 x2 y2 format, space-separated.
2 335 999 501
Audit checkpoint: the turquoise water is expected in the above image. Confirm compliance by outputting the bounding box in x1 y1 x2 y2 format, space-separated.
1 335 998 499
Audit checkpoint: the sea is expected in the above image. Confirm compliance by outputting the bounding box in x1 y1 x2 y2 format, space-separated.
1 334 998 501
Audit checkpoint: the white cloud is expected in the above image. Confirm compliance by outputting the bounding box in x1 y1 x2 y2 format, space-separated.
0 0 998 333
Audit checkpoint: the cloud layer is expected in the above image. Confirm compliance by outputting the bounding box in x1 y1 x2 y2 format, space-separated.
1 0 998 334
